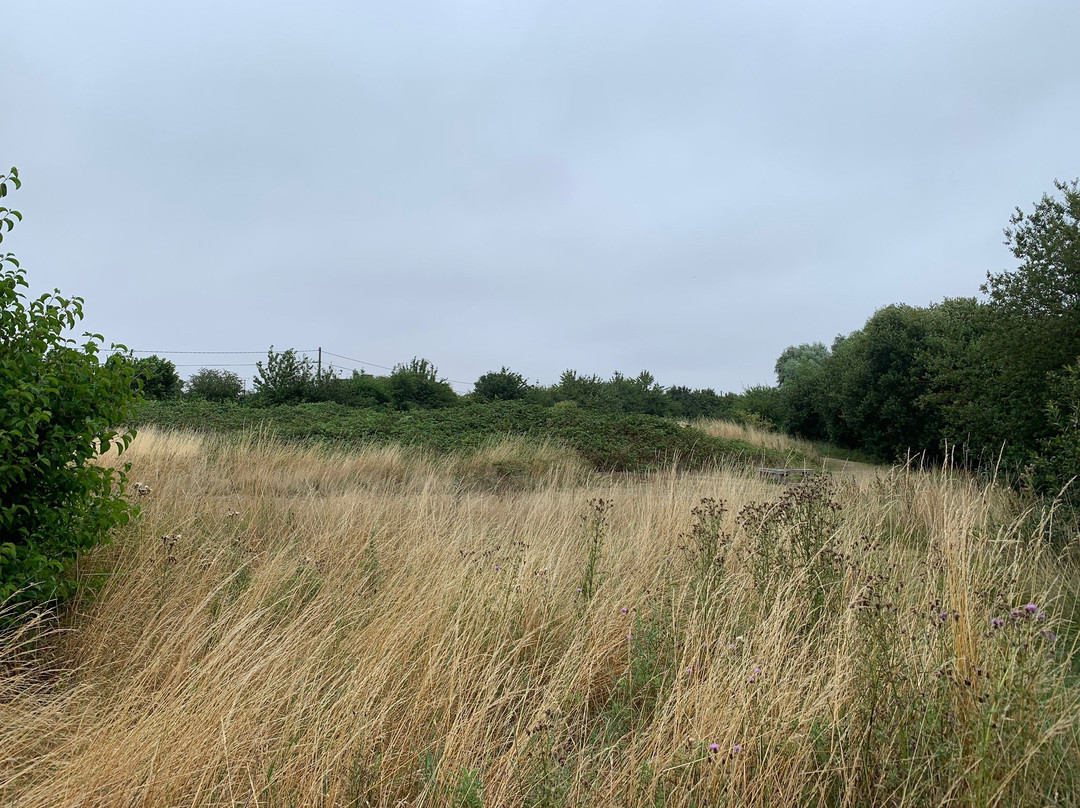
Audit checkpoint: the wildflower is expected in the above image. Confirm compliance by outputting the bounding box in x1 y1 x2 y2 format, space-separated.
753 666 762 676
732 744 743 754
990 617 1005 630
709 743 720 753
685 667 693 675
620 607 629 614
1025 603 1038 614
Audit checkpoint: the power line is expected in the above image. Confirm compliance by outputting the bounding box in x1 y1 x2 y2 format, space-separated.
127 349 315 355
322 351 395 373
322 351 473 390
129 347 475 390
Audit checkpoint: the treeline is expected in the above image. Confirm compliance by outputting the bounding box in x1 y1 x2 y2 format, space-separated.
128 354 763 422
752 179 1080 495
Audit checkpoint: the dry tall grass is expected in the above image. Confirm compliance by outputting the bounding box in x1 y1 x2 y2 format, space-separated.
1 429 1077 807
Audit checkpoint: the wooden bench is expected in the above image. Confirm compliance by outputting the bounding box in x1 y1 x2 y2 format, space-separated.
757 467 816 483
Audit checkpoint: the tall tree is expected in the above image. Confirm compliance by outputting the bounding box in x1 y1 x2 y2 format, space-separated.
979 179 1080 463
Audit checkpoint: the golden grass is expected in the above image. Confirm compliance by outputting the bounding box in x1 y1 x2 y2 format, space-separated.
1 429 1077 807
690 419 818 458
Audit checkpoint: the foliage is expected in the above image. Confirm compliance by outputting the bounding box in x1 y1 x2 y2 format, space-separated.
130 399 794 473
0 167 139 607
666 385 737 420
732 384 783 430
130 355 182 400
388 357 458 410
185 367 245 403
749 180 1080 487
978 178 1080 464
774 342 829 388
1029 361 1080 502
473 366 529 401
315 369 392 409
816 305 941 461
252 347 314 405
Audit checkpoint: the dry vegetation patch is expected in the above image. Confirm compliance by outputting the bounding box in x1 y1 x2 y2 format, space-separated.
1 429 1078 807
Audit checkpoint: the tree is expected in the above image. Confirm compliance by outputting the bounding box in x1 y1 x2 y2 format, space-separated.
815 305 941 461
252 347 314 405
388 358 457 410
732 384 784 429
474 367 529 401
977 179 1080 464
131 355 182 400
315 369 393 408
1 167 140 607
665 386 735 420
774 342 830 440
774 342 829 388
607 371 672 416
551 370 615 411
186 368 244 403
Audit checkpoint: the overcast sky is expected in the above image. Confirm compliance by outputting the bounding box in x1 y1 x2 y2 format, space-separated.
4 1 1079 393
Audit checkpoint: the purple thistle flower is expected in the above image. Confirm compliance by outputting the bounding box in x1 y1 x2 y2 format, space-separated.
620 607 629 614
732 744 743 754
709 743 720 753
1025 603 1038 614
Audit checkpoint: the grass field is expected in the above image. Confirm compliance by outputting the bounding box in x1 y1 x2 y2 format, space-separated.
2 428 1078 807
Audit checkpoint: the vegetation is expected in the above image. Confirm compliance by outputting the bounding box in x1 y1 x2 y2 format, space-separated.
760 180 1080 496
130 399 796 473
1 431 1075 806
185 367 244 403
129 355 182 400
0 168 140 607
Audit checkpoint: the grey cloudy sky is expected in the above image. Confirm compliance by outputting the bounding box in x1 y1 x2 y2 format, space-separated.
4 1 1079 393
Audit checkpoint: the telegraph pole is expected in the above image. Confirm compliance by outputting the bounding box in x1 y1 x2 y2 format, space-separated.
317 347 322 381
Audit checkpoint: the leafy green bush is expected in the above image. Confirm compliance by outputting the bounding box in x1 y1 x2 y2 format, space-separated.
130 355 182 400
185 367 245 403
473 366 529 401
388 358 458 410
0 168 140 607
252 347 314 405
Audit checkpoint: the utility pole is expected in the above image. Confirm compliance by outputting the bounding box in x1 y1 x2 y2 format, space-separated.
317 347 322 381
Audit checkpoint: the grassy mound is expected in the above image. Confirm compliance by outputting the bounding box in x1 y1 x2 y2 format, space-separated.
130 400 800 473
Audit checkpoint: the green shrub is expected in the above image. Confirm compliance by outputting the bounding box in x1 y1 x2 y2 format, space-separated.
388 357 458 410
473 366 529 401
252 347 314 405
0 168 140 607
185 367 245 402
130 355 182 400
